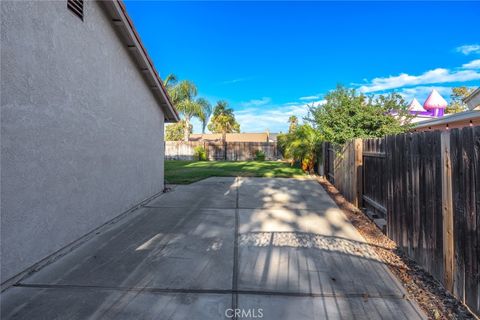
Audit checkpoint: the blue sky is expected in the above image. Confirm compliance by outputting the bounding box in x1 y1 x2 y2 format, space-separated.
125 1 480 133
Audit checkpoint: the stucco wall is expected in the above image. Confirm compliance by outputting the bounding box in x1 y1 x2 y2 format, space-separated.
1 1 165 283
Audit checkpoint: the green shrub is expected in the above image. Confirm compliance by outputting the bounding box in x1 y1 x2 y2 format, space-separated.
254 150 266 161
193 146 207 161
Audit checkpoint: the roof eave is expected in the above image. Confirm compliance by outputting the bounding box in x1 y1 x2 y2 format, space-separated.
413 110 480 129
101 0 180 122
463 87 480 111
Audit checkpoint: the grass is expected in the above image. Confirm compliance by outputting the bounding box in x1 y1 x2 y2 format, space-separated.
165 160 306 184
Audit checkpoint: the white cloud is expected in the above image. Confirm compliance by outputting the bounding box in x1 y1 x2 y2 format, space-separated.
358 68 480 93
456 44 480 55
462 59 480 69
239 97 272 107
235 100 325 133
221 77 252 85
299 95 321 101
396 86 453 103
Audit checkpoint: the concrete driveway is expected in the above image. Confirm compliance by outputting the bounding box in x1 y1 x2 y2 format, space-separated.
1 177 425 319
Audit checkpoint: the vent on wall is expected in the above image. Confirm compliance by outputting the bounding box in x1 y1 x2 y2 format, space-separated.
67 0 84 20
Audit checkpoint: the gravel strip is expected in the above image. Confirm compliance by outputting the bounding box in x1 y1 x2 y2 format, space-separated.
315 176 476 320
239 232 379 260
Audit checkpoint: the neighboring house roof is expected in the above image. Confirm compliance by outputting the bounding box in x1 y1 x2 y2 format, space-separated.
412 109 480 131
189 134 223 142
225 133 268 142
188 133 270 142
101 1 179 122
463 87 480 110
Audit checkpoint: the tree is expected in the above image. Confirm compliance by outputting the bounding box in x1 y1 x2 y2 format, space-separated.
165 120 192 141
446 86 474 114
309 85 411 145
281 124 322 172
288 115 298 133
198 98 212 134
163 73 178 88
167 80 208 141
207 100 240 139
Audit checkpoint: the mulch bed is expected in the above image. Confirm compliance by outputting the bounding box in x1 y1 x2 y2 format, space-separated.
315 176 477 320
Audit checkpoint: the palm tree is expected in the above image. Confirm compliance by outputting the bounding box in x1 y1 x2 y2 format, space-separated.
288 115 298 133
212 100 233 117
208 100 240 141
168 80 208 141
163 73 178 88
283 124 322 173
198 98 212 134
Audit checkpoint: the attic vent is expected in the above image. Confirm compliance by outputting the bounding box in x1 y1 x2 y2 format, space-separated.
67 0 84 20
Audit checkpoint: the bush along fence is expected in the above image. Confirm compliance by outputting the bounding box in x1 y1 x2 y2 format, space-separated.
165 141 279 161
323 126 480 316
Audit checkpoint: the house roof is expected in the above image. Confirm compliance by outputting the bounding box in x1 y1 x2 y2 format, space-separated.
413 109 480 129
100 1 179 122
189 134 223 142
463 87 480 110
225 133 269 142
188 133 270 143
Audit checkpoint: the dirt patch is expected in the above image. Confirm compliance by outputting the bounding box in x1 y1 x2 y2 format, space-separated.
315 176 476 320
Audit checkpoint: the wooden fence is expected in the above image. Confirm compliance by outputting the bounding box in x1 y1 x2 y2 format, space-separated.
323 126 479 316
323 140 362 206
362 138 387 221
165 141 279 161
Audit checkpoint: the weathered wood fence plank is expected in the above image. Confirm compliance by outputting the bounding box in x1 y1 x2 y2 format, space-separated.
323 126 480 316
441 131 454 292
324 140 363 205
165 141 279 161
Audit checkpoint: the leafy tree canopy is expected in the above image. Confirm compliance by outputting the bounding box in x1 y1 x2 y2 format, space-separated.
309 85 411 145
445 86 475 114
165 120 192 141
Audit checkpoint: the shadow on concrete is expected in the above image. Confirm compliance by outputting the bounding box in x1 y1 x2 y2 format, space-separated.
1 177 424 320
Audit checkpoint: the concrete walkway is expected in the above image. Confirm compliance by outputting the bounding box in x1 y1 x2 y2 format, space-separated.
1 177 425 319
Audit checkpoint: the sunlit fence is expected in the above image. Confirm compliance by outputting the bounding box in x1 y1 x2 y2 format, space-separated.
165 141 279 161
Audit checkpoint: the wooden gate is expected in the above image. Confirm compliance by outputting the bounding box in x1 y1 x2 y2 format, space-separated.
323 142 336 184
362 138 387 221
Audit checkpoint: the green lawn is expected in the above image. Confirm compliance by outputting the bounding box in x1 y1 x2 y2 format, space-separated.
165 160 306 184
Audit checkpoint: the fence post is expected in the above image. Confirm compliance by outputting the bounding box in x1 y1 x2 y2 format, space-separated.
354 139 363 207
441 131 454 292
319 142 325 177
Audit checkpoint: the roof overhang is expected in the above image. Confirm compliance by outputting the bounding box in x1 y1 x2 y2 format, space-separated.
413 110 480 129
463 87 480 110
100 0 179 122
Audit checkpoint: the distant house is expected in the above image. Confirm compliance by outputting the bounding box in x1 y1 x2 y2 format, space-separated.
412 87 480 132
189 132 273 143
189 133 224 142
267 133 280 142
1 0 178 285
